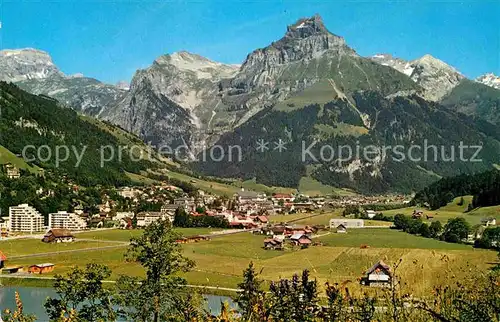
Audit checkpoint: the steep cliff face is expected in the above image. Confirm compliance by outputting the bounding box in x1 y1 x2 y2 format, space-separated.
0 48 61 82
17 74 127 116
0 48 126 116
100 73 197 152
108 15 416 153
101 51 240 152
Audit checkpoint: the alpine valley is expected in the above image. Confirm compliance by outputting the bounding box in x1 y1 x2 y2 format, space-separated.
1 15 499 194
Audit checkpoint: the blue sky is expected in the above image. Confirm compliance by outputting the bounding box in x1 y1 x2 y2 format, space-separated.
1 1 498 84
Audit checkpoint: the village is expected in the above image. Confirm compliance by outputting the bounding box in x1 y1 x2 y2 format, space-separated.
0 164 498 293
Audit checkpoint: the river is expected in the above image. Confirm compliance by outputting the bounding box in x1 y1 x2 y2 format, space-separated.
0 287 234 321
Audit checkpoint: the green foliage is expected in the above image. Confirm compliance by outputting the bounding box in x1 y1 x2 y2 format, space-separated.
115 219 195 322
475 227 500 250
197 88 500 194
235 262 266 321
0 82 152 187
44 263 115 321
268 270 319 321
393 214 412 231
173 207 229 229
429 221 443 238
413 169 500 210
0 172 103 217
441 79 500 125
442 217 471 243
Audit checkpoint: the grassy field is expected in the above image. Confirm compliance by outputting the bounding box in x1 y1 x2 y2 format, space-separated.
298 176 356 197
270 211 392 227
381 196 500 226
0 145 42 174
0 239 124 257
4 229 497 297
75 228 224 242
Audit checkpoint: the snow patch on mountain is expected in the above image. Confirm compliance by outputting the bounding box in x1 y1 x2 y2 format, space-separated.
476 73 500 90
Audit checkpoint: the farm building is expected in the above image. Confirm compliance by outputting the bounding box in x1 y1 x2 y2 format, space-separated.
263 238 283 250
412 210 425 219
2 266 23 274
365 210 376 219
42 229 75 243
290 233 312 248
28 263 55 274
363 260 392 287
336 224 347 233
329 219 364 229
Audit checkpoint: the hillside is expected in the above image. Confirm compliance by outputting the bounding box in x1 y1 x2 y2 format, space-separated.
0 82 152 186
195 90 500 194
412 169 500 210
441 79 500 125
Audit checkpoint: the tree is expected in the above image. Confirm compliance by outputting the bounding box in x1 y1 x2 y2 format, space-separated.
44 263 115 321
393 214 411 231
321 282 348 321
458 196 465 206
173 207 190 227
115 219 195 322
343 205 360 217
442 218 470 243
236 262 267 321
475 226 500 250
268 270 319 321
407 219 423 235
418 222 431 238
429 221 443 238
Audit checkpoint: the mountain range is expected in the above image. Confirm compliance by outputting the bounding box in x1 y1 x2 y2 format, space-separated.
1 14 499 194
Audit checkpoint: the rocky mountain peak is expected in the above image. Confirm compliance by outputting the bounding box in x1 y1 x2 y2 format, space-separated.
409 54 464 101
153 51 239 80
413 54 462 76
369 52 465 101
285 14 329 39
370 53 414 76
0 48 62 82
476 73 500 90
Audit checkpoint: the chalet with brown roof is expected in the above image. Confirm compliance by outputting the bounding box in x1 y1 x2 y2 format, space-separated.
363 260 392 287
290 233 312 248
42 229 75 243
263 238 283 250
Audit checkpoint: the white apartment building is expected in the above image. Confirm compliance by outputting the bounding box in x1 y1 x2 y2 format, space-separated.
9 204 44 233
48 211 87 231
136 212 173 228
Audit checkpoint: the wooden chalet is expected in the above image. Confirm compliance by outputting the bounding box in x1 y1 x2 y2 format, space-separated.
290 233 312 248
263 238 283 250
336 224 347 233
363 260 392 287
42 229 75 243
